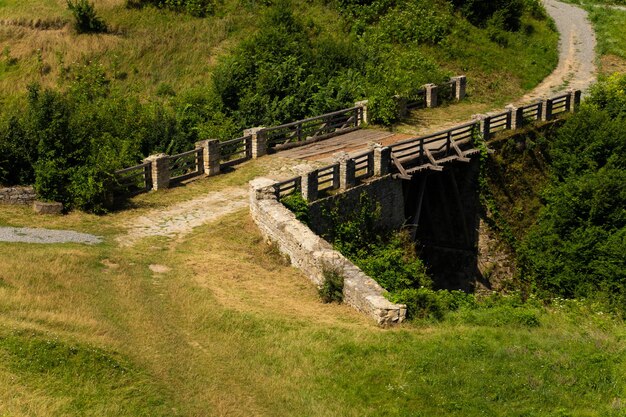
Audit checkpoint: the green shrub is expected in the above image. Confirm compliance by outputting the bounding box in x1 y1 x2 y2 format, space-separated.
66 0 107 34
319 267 344 303
520 78 626 314
281 192 309 224
390 288 475 320
450 0 525 31
126 0 217 17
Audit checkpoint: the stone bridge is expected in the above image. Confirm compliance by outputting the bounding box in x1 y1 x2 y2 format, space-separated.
250 89 580 324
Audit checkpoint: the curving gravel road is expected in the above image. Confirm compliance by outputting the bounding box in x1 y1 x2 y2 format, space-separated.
518 0 597 103
0 226 102 244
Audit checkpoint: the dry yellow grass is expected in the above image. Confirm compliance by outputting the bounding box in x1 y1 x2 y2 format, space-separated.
0 0 254 96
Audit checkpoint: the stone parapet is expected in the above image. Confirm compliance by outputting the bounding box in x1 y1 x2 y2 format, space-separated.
33 200 63 215
0 186 36 205
143 153 170 190
249 177 406 326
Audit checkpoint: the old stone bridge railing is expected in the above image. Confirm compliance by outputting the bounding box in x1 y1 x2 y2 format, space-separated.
113 76 467 195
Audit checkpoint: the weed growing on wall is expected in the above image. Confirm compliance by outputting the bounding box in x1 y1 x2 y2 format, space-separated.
319 266 344 303
474 129 517 250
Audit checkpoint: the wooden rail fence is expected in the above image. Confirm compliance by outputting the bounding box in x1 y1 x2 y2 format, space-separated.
114 84 578 198
272 90 581 203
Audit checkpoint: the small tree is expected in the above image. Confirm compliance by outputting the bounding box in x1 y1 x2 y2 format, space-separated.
67 0 107 34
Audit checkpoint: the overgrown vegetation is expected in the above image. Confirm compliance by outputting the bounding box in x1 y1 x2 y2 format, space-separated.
319 265 344 303
125 0 217 17
520 73 626 315
66 0 107 34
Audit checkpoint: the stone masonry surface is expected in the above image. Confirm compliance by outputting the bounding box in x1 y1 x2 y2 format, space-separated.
249 177 406 326
0 186 36 205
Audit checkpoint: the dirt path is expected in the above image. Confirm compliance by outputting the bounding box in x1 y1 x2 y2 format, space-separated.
518 0 597 103
117 187 249 247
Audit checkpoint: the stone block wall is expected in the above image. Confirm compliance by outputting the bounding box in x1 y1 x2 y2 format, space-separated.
250 178 406 326
307 175 405 238
0 186 36 205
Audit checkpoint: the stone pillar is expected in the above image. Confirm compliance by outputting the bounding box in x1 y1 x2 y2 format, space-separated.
424 83 438 108
301 170 319 202
541 97 552 121
355 100 369 125
245 127 267 159
334 152 356 191
143 153 170 190
249 177 278 205
393 95 408 119
195 139 221 176
506 105 524 130
371 143 391 177
569 89 582 113
473 114 491 139
450 75 467 101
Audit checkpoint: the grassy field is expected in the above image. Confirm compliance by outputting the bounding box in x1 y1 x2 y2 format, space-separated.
0 156 625 416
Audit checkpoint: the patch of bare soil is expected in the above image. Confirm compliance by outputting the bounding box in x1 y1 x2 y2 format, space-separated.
117 187 249 247
600 54 626 75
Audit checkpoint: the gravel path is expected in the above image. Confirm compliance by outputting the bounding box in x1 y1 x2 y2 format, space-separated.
117 187 249 247
0 226 102 244
518 0 597 103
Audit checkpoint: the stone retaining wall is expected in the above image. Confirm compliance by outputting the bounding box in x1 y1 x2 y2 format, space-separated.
250 178 406 326
307 175 405 237
0 186 36 205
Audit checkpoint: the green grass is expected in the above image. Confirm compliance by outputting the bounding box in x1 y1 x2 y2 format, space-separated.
589 7 626 59
0 197 625 415
0 331 172 416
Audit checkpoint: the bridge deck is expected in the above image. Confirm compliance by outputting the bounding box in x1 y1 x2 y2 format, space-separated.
278 129 413 162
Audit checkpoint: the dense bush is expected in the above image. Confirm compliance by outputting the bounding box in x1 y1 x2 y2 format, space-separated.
449 0 525 31
0 64 204 212
66 0 107 33
126 0 217 17
521 74 626 313
324 193 432 307
211 2 447 127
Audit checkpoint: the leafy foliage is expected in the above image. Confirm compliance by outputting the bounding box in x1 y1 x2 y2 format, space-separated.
280 192 309 224
521 74 626 313
211 2 447 127
449 0 525 31
319 266 345 303
126 0 217 17
66 0 107 34
323 193 432 310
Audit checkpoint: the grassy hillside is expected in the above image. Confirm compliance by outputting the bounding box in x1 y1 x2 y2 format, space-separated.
0 0 557 103
0 170 624 415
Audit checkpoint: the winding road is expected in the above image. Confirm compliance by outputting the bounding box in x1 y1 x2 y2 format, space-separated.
519 0 597 102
